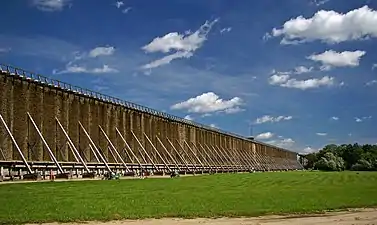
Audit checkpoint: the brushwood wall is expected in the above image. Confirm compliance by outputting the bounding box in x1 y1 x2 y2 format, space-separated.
0 70 298 165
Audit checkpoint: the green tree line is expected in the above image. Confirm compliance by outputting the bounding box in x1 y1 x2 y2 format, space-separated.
303 143 377 171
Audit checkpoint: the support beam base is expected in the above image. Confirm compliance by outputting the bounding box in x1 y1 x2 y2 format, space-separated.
23 173 41 181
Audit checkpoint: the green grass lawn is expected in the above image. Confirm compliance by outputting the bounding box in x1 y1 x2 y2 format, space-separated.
1 171 377 224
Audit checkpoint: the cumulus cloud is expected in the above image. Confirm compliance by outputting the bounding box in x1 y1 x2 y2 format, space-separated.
372 64 377 70
89 46 115 58
255 132 274 140
366 80 377 86
141 18 219 69
268 69 335 90
281 76 335 90
266 138 295 148
331 116 339 121
122 7 132 14
301 146 318 154
170 92 243 114
307 50 366 69
310 0 330 6
268 72 290 85
294 66 313 74
115 1 124 8
255 115 293 124
141 51 193 69
220 27 232 34
355 116 372 122
184 115 193 120
316 132 327 136
268 6 377 44
32 0 71 12
53 64 118 74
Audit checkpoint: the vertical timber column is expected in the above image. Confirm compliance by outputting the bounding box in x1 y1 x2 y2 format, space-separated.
108 105 117 163
127 110 135 162
43 87 56 161
28 83 43 161
11 78 27 161
132 111 142 163
90 100 100 162
177 122 185 162
0 75 11 160
57 91 69 161
68 94 79 162
79 98 91 162
143 114 153 163
115 107 124 160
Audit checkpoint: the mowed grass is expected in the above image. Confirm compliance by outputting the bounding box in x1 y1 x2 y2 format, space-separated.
1 171 377 224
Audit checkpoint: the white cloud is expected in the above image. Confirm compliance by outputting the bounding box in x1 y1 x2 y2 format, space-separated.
54 64 118 74
331 116 339 121
373 64 377 70
268 69 335 90
0 47 11 53
316 132 327 136
89 46 115 58
141 51 193 69
269 6 377 44
141 18 218 69
294 66 313 74
281 76 335 90
170 92 243 114
355 116 372 122
310 0 330 6
184 115 193 120
268 73 290 85
209 124 217 128
307 50 366 69
115 1 124 8
122 7 132 14
366 80 377 86
255 115 293 124
266 138 295 148
32 0 71 12
255 132 274 140
220 27 232 34
300 146 319 154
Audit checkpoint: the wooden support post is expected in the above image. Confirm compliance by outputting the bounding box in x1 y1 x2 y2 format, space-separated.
190 142 212 171
99 125 131 172
131 131 159 171
144 133 171 172
213 145 237 171
222 146 245 171
184 141 206 171
166 137 191 172
0 113 33 174
0 166 3 182
116 128 143 170
79 121 112 173
156 136 180 171
178 140 201 171
88 144 100 162
194 143 217 171
56 117 90 173
203 144 227 171
27 112 64 174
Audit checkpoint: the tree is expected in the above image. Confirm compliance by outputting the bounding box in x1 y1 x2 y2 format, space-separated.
351 159 372 171
314 152 345 171
303 143 377 171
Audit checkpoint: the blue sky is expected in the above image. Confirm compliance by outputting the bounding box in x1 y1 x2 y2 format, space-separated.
1 0 377 154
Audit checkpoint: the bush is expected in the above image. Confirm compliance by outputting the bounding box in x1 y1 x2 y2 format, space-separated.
351 159 373 171
314 152 345 171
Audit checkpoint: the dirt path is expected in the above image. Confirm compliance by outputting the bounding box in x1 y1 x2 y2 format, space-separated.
36 208 377 225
